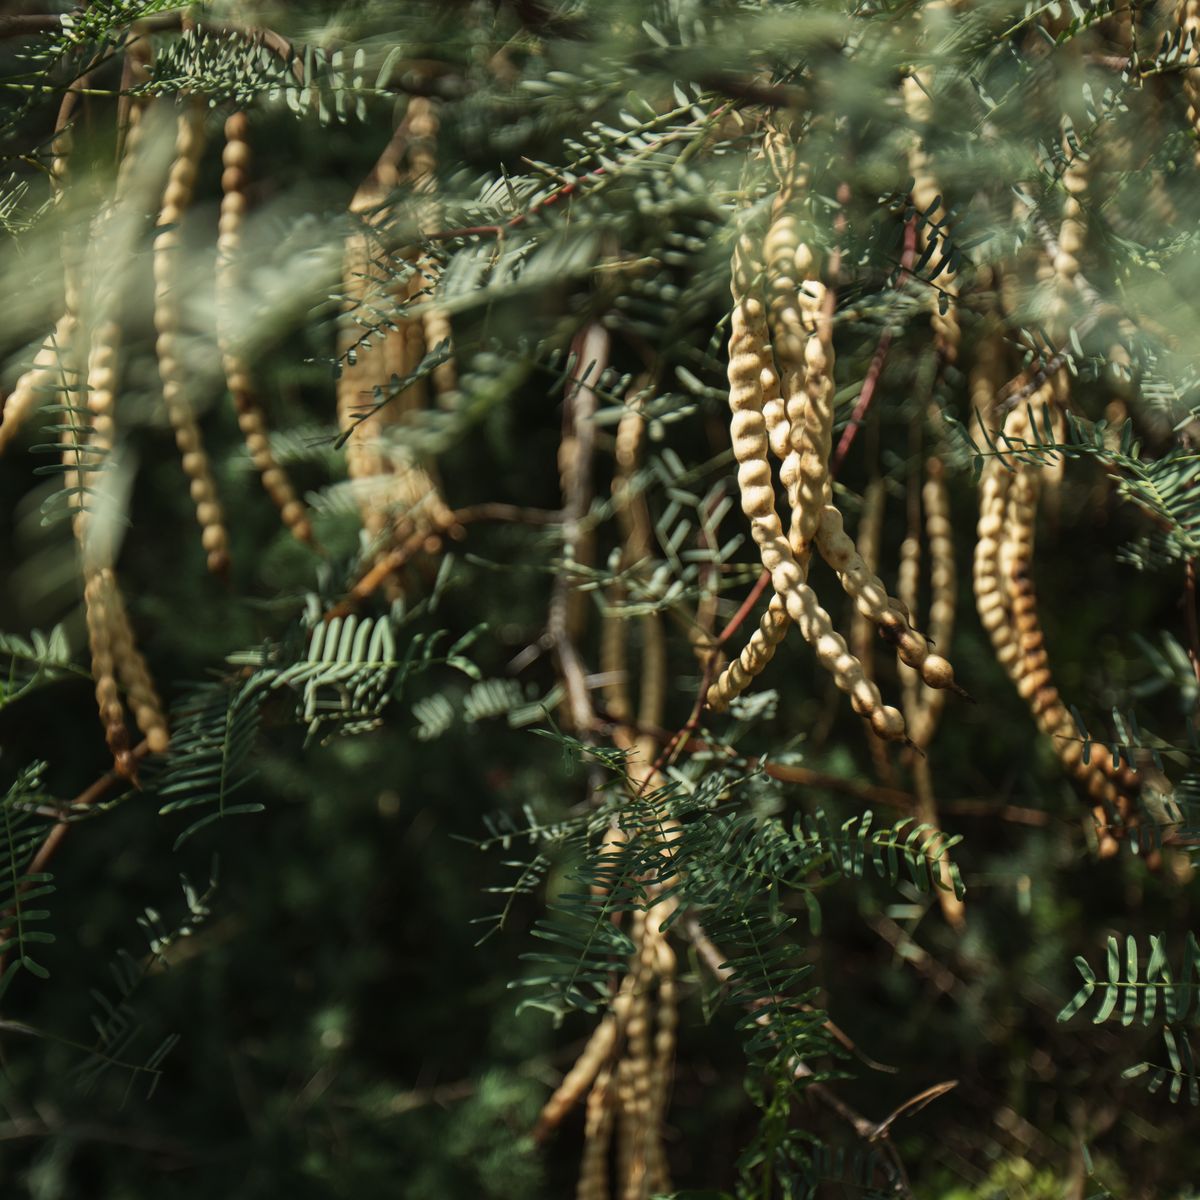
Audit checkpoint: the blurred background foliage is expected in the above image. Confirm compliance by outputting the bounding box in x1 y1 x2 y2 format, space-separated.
1 1 1200 1197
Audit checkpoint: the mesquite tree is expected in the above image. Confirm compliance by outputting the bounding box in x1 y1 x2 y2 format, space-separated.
2 2 1200 1197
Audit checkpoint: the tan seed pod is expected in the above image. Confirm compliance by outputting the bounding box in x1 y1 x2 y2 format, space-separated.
1182 0 1200 169
903 54 960 365
980 390 1138 847
83 568 135 776
717 231 905 740
815 503 960 694
155 104 229 575
104 579 169 753
217 111 313 546
577 1066 615 1200
0 317 77 456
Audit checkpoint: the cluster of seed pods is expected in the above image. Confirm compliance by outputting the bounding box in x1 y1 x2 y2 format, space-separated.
2 50 326 768
974 369 1139 853
706 125 964 743
337 97 456 573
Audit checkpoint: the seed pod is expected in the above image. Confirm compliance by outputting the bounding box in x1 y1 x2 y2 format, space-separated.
536 1016 618 1144
338 104 456 569
718 231 905 740
105 578 169 753
644 928 676 1198
981 390 1138 849
155 104 229 575
0 317 77 456
706 594 792 712
5 117 85 456
901 456 958 750
577 1065 615 1200
972 329 1018 672
903 58 959 365
1182 0 1200 169
84 567 132 773
217 111 313 546
816 503 961 694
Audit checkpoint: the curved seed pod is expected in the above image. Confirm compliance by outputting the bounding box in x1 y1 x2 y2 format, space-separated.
898 528 922 719
217 112 313 546
339 105 456 565
901 456 958 749
903 58 959 365
105 579 169 753
155 104 229 575
718 232 905 740
7 105 81 456
816 503 960 693
605 399 667 768
706 594 792 712
706 267 796 711
1183 0 1200 169
577 1065 615 1200
614 909 659 1200
536 1015 618 1144
83 568 135 777
1054 137 1087 307
407 97 457 402
61 83 169 763
989 397 1138 852
972 328 1018 671
708 197 836 712
76 95 152 551
644 927 676 1198
0 317 77 455
785 253 834 561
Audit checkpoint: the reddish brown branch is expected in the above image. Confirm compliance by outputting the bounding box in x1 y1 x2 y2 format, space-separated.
0 741 149 982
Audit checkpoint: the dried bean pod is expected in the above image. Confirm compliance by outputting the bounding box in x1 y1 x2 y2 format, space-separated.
902 457 958 749
155 104 229 574
991 397 1138 851
536 1016 618 1144
577 1066 615 1200
903 52 959 365
83 568 135 777
644 927 676 1198
816 503 959 693
716 232 904 739
217 112 313 545
1183 0 1200 169
0 317 77 455
105 580 169 753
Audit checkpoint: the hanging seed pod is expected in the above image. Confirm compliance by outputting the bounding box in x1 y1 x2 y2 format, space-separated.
407 97 457 402
536 1016 618 1143
83 568 135 777
902 457 957 749
643 928 676 1198
5 113 81 455
577 1065 615 1200
1182 0 1200 168
338 102 457 569
105 578 169 753
980 395 1139 853
903 47 960 366
715 231 905 739
217 111 313 546
0 318 77 455
155 103 229 575
815 503 961 694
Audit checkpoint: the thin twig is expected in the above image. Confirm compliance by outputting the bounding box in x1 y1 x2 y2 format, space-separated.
0 741 149 981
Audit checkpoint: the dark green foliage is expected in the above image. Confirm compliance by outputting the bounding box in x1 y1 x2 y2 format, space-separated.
4 1 1200 1198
